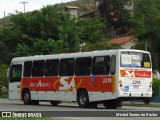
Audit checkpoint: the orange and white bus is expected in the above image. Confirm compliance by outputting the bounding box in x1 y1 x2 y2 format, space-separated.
8 49 152 108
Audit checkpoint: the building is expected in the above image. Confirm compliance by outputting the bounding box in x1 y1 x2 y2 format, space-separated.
94 0 102 10
64 6 79 18
80 0 101 18
80 0 134 18
124 0 134 16
110 36 135 49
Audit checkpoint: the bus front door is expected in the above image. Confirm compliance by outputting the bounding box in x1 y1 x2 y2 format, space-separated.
9 64 22 100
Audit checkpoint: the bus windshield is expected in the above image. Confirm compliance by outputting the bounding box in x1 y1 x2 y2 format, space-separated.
120 51 151 68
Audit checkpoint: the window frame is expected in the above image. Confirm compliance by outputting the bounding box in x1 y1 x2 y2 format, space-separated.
75 57 92 76
45 59 59 77
32 60 45 77
59 58 75 76
23 61 32 77
92 56 110 75
10 64 22 83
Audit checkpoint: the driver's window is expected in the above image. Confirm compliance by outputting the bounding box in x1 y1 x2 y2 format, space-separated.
10 64 22 83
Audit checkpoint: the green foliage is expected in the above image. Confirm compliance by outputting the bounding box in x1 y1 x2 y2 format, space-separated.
0 63 9 90
0 2 122 64
0 28 17 63
99 0 130 35
99 0 126 21
14 38 56 56
152 78 160 98
131 0 160 37
130 0 160 70
78 18 111 51
78 18 106 43
143 78 160 104
0 5 81 60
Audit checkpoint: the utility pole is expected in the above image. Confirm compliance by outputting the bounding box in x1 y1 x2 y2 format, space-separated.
20 1 28 13
4 11 6 28
146 42 147 51
131 0 134 16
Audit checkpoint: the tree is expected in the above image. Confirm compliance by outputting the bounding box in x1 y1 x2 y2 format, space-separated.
14 38 57 56
77 18 111 51
130 0 160 70
1 5 80 58
98 0 130 36
0 27 22 63
0 63 9 90
58 14 80 52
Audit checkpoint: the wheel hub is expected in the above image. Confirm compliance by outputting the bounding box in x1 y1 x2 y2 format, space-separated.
24 93 29 101
80 95 86 105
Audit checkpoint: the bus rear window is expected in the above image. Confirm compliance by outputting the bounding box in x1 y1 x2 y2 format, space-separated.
121 52 151 68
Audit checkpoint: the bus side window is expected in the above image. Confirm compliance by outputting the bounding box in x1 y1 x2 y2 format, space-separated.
23 61 32 77
10 64 22 83
59 58 75 76
45 59 59 76
110 55 116 75
92 56 110 75
75 57 92 76
32 60 45 77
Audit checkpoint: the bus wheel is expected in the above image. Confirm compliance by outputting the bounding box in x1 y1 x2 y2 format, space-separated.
22 90 32 105
143 97 151 105
103 100 120 109
50 101 61 106
77 90 89 108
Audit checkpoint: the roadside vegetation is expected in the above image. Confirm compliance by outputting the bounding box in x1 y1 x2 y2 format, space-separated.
122 102 160 108
0 91 8 99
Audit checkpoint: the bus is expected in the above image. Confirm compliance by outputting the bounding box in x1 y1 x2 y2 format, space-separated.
8 49 152 108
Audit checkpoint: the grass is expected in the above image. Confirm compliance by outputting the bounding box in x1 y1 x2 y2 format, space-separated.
122 101 160 107
0 91 8 99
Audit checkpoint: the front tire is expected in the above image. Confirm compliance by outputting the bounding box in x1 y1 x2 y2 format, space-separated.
22 90 32 105
77 90 89 108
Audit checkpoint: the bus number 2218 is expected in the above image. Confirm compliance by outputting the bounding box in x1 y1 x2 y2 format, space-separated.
103 78 112 83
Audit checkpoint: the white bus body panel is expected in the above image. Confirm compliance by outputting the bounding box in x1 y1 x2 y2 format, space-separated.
9 82 21 100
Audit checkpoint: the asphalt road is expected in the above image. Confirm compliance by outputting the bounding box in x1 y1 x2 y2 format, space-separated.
0 99 160 120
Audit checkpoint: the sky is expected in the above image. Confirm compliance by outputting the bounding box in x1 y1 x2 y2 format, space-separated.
0 0 73 18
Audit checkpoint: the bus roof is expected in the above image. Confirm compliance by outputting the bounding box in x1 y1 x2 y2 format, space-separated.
11 49 150 62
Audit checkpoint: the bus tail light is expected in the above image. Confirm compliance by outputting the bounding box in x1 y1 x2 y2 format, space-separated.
119 80 122 87
149 84 152 88
149 81 152 88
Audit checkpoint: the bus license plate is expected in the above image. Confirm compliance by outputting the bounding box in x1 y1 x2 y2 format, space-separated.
133 85 139 89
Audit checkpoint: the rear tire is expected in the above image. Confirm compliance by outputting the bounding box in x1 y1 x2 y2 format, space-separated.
143 97 151 105
22 90 32 105
103 99 121 109
77 90 89 108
